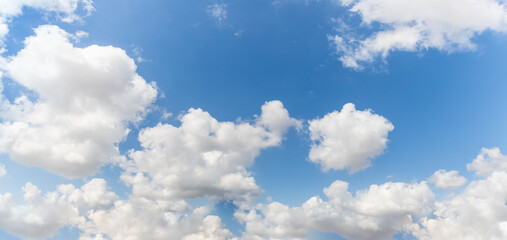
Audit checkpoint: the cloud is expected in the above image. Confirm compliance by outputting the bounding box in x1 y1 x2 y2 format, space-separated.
308 103 394 173
236 180 434 240
257 100 302 134
0 25 158 178
236 147 507 240
410 149 507 239
121 101 299 206
80 202 234 240
0 0 94 45
0 183 78 239
331 0 507 69
207 4 228 26
428 169 467 189
0 163 5 178
58 178 118 209
467 147 507 176
0 177 233 240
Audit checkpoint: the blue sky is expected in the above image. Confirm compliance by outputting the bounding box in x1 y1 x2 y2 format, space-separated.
1 0 507 239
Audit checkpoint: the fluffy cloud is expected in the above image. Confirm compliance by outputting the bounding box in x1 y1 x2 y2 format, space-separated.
80 202 234 240
308 103 394 173
0 177 232 240
467 147 507 176
331 0 507 69
0 183 78 239
122 101 299 205
237 147 507 240
0 0 93 44
410 149 507 239
428 169 467 189
235 180 434 240
0 25 157 178
58 178 118 209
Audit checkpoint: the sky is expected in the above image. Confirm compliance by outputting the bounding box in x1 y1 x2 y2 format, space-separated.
1 0 507 239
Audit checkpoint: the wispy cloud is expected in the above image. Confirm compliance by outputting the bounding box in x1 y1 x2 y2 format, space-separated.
207 3 228 26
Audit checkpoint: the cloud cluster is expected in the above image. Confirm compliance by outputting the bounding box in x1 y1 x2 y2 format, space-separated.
308 103 394 173
236 180 434 240
0 25 157 178
2 2 507 239
5 147 507 240
0 183 78 239
122 100 300 205
0 0 93 45
331 0 507 69
235 148 507 239
411 149 507 240
0 177 233 240
80 199 234 240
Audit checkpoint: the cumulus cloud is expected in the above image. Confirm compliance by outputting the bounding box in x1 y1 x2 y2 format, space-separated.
410 149 507 239
257 100 302 134
331 0 507 69
236 147 507 240
428 169 467 189
236 180 434 240
467 147 507 176
308 103 394 173
0 177 232 240
122 101 299 205
0 25 158 178
207 4 228 26
0 183 78 239
0 0 93 45
82 202 235 240
58 178 118 209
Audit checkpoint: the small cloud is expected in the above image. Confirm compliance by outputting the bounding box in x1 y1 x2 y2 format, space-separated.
207 4 228 26
161 110 173 120
234 30 244 37
271 0 282 7
428 169 467 189
70 30 88 43
132 46 150 63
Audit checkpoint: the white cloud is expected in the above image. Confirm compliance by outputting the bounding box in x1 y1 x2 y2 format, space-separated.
257 100 302 134
428 169 467 189
0 25 158 178
236 180 434 240
0 163 5 178
207 4 228 26
467 147 507 176
58 178 118 209
331 0 507 69
308 103 394 173
235 202 308 240
410 157 507 239
122 101 299 205
237 147 507 240
0 0 94 45
0 183 78 239
80 202 234 240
